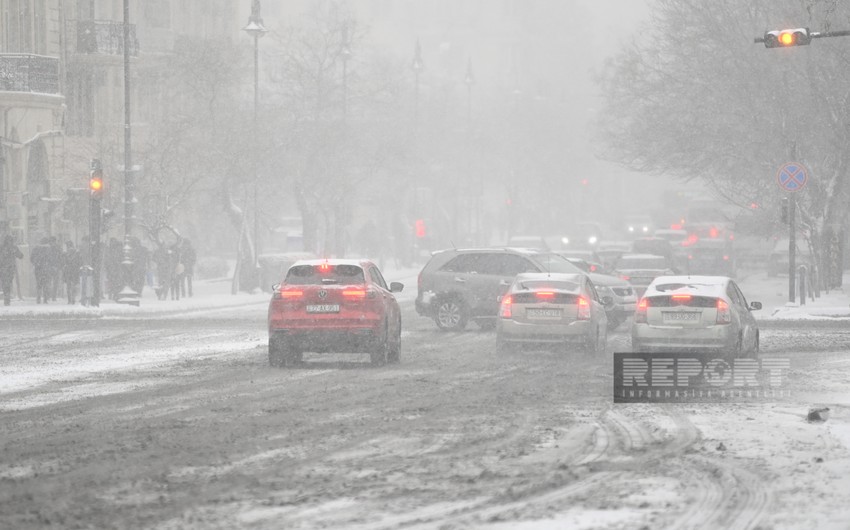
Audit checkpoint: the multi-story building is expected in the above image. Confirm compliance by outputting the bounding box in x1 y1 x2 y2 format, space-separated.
1 0 241 296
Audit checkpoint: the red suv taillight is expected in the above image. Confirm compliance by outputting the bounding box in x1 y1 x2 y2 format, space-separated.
635 297 648 323
274 289 303 300
716 299 731 324
577 296 590 320
499 295 513 318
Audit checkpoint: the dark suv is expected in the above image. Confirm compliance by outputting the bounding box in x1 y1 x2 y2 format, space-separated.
415 248 587 330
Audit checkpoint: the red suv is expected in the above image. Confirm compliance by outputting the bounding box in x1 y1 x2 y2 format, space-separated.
268 259 404 367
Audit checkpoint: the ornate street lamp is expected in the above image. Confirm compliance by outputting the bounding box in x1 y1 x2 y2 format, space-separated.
243 0 267 284
116 0 139 306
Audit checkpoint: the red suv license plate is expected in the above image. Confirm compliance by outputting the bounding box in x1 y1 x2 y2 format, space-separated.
306 304 340 314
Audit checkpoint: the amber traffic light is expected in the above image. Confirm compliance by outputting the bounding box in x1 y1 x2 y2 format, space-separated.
89 169 103 198
763 28 812 48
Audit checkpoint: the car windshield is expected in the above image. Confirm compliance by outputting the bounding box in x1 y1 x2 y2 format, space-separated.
534 254 585 274
516 280 580 292
285 264 365 285
617 256 668 269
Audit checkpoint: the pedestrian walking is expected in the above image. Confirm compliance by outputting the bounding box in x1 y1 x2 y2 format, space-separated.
47 236 63 301
0 235 23 306
180 239 196 297
30 237 52 304
153 244 172 300
62 241 83 305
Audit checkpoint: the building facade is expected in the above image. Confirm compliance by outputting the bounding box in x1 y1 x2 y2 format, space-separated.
0 0 239 296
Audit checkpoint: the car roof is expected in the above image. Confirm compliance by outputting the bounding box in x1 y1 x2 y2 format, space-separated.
513 272 584 289
291 259 370 268
619 253 667 259
645 275 729 297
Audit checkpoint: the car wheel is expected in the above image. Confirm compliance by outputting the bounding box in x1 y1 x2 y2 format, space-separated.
269 338 284 367
371 326 389 366
387 320 402 364
435 298 468 331
584 327 600 355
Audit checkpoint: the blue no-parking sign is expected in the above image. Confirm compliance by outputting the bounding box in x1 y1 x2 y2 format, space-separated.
776 162 808 192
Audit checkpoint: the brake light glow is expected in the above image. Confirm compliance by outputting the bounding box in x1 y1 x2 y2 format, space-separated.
535 291 555 299
709 227 719 238
499 295 513 318
672 294 692 303
635 297 648 323
620 275 630 281
716 299 731 324
723 255 729 261
276 290 303 300
577 297 591 320
343 289 367 298
318 261 331 273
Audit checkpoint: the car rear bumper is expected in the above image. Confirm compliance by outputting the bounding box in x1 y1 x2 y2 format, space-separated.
631 324 735 351
497 318 591 343
415 290 437 317
270 327 383 353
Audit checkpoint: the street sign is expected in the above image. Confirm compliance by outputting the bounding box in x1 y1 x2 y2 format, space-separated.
776 162 808 192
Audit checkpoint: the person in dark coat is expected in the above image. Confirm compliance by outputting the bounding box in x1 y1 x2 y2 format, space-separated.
30 237 52 304
62 241 83 305
129 237 149 296
0 235 23 306
152 244 172 300
47 236 63 301
180 239 196 298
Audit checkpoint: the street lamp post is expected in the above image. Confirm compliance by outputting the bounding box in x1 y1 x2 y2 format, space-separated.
243 1 267 286
116 0 139 306
341 24 351 123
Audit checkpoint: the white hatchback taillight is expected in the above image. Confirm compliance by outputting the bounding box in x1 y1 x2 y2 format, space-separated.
716 299 731 324
499 295 513 319
577 297 591 320
635 297 648 323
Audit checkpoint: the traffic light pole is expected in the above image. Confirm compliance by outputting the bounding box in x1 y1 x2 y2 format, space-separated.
89 159 103 308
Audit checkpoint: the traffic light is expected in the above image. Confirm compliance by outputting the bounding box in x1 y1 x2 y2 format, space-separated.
763 28 812 48
415 219 426 238
89 168 104 198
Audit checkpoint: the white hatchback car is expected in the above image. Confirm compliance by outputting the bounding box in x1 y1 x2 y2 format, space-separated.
631 275 761 357
496 272 609 354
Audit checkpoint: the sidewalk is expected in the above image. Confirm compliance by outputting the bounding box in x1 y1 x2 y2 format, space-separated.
737 270 850 321
0 263 422 319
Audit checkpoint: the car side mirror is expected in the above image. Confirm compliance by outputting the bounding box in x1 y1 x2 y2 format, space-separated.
390 282 404 293
749 301 762 311
602 296 614 307
272 283 280 292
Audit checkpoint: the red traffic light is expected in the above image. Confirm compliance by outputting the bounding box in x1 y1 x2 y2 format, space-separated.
415 219 426 238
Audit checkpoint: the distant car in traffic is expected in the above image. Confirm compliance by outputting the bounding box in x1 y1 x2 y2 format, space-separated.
559 256 636 329
631 275 761 357
685 238 735 276
268 259 403 366
613 253 675 298
496 272 609 354
415 248 586 331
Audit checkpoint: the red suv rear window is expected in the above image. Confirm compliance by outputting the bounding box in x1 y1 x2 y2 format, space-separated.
285 264 365 285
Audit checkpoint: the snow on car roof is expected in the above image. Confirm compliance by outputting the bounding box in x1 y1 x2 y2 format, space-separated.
515 272 583 283
645 275 729 297
292 258 368 267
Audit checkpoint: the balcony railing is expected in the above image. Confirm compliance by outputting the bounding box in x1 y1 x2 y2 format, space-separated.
0 54 60 94
76 20 139 56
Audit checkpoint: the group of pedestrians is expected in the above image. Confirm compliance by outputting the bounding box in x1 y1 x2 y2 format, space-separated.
0 235 197 306
26 237 83 305
151 239 196 301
